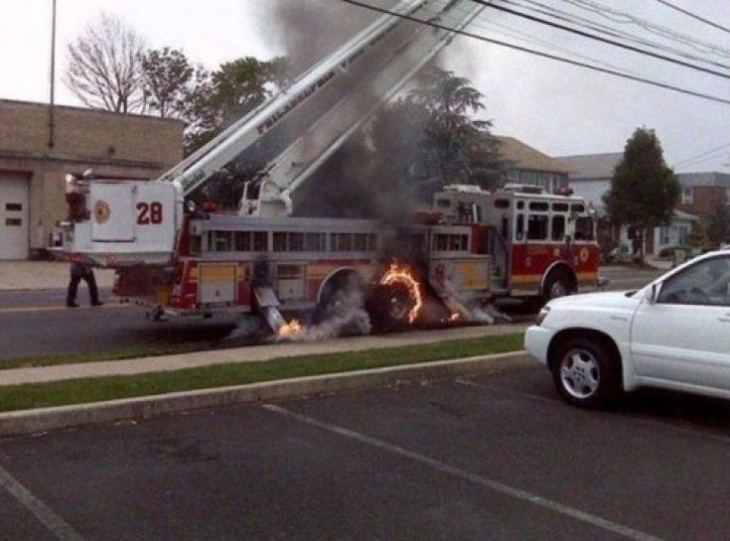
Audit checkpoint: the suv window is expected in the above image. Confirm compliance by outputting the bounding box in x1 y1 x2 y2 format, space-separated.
658 256 730 306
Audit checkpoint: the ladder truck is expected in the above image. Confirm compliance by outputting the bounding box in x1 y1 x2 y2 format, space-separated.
54 0 600 331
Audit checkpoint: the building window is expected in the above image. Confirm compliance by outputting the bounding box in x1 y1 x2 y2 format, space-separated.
678 226 688 246
682 187 694 205
660 226 670 245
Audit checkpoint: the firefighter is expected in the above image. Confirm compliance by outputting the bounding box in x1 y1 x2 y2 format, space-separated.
66 262 103 308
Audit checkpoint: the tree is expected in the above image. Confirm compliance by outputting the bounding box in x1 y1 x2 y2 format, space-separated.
185 56 291 207
603 128 680 258
367 67 502 207
295 67 502 220
707 200 730 247
183 56 289 153
141 47 203 119
409 67 501 191
64 14 147 113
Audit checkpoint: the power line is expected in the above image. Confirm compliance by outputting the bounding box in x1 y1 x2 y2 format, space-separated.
472 0 730 79
338 0 730 106
673 143 730 167
500 0 729 70
419 4 665 79
654 0 730 35
562 0 729 57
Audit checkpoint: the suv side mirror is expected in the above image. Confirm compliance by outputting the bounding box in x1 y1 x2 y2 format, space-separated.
645 282 661 304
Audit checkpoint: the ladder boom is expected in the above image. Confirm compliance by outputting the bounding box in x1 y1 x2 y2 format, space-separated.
160 0 429 196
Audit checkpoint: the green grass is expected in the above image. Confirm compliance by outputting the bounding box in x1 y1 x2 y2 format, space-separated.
0 344 210 371
0 333 524 413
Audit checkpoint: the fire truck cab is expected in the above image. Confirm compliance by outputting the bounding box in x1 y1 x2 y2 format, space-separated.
433 183 598 301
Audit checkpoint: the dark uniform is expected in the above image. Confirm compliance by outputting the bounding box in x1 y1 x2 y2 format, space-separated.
67 263 102 308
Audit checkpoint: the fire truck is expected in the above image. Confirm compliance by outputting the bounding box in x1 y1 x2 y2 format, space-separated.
53 0 599 332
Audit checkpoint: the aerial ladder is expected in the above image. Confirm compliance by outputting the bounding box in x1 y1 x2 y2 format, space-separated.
55 0 485 268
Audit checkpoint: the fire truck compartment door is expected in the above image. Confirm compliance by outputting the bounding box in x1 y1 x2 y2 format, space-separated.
199 264 237 304
431 257 491 291
90 184 135 242
276 265 305 301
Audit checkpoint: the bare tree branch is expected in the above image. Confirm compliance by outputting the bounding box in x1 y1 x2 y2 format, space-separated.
64 14 147 113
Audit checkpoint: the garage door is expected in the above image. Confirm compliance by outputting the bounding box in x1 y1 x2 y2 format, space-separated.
0 174 30 260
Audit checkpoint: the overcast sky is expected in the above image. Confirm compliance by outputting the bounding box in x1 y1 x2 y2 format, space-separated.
1 0 728 173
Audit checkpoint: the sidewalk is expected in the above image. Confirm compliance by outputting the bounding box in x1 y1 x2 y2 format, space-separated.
0 261 115 291
0 323 529 387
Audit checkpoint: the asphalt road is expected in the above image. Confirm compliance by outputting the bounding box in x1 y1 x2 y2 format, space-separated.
2 362 730 541
0 266 664 361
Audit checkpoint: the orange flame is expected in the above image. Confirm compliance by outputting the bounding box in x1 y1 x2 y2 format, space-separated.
449 312 461 322
380 263 423 324
278 319 303 338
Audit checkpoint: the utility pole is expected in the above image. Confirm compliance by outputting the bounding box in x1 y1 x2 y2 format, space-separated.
48 0 57 149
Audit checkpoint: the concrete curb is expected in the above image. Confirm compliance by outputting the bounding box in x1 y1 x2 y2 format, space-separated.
0 351 531 438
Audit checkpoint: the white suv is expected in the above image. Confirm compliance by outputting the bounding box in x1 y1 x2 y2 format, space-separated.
525 251 730 409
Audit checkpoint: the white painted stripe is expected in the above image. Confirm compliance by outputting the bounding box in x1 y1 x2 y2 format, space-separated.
264 404 665 541
0 464 86 541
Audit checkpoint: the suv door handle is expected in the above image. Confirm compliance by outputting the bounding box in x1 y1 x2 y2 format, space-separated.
719 315 730 323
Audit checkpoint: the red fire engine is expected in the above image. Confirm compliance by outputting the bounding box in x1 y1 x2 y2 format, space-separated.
53 0 599 333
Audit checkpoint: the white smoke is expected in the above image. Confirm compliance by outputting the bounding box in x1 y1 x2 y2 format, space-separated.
277 277 372 342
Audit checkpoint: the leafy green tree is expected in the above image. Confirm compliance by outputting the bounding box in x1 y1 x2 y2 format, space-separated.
408 67 501 193
185 56 291 207
368 67 501 206
707 200 730 247
141 47 205 119
603 128 680 258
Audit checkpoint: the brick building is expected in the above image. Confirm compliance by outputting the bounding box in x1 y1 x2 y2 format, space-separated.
675 172 730 236
0 99 183 259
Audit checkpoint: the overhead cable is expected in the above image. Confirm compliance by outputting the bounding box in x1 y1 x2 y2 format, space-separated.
338 0 730 106
562 0 729 57
471 0 730 79
654 0 730 35
499 0 729 70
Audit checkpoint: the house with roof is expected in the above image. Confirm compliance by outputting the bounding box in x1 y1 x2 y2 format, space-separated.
497 136 571 194
558 152 703 257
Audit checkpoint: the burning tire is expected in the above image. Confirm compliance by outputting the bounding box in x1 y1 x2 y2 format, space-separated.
367 282 420 330
368 264 424 330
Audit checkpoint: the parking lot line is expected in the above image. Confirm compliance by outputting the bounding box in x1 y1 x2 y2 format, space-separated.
263 404 665 541
455 378 730 447
0 464 86 541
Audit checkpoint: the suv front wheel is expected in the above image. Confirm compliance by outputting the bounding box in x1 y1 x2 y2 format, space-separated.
551 337 622 409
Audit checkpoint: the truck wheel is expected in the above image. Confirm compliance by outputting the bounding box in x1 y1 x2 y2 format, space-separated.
314 273 368 335
543 270 573 302
551 338 622 409
367 283 418 331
